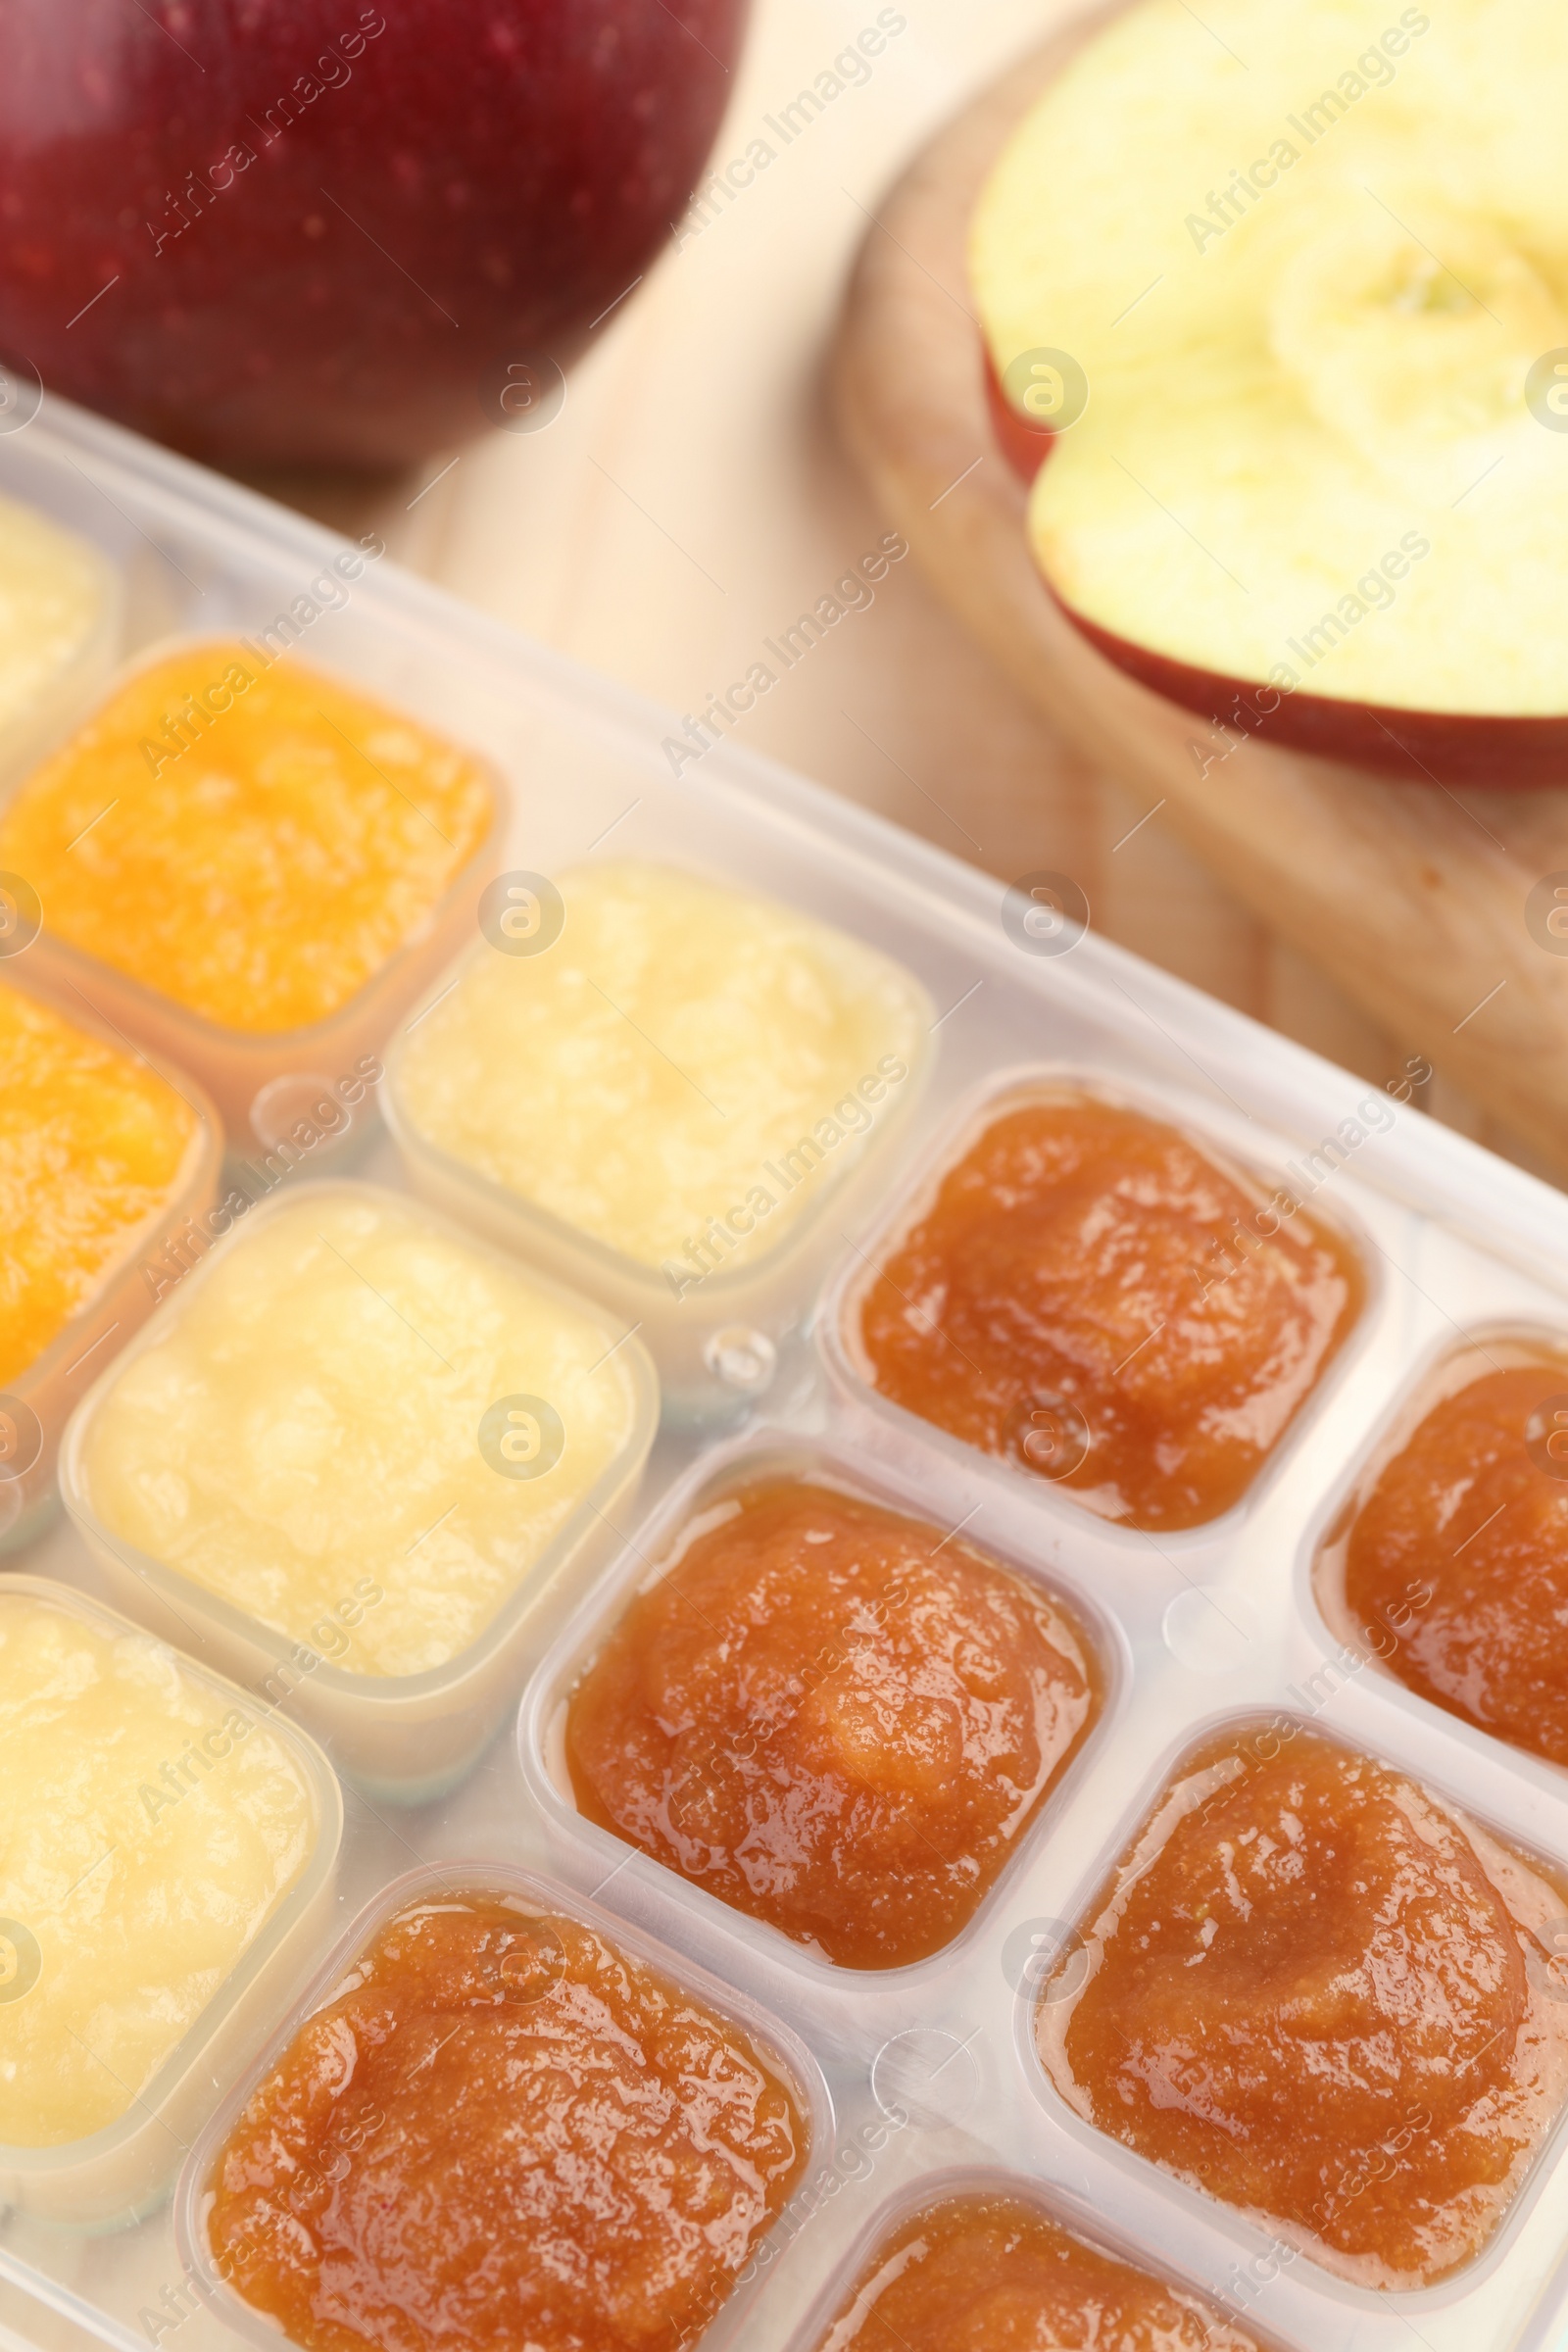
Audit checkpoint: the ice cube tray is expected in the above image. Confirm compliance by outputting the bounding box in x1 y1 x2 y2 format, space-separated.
6 394 1568 2352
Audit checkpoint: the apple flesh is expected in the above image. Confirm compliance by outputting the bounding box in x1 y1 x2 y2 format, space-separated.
969 0 1568 789
984 349 1568 783
0 0 746 471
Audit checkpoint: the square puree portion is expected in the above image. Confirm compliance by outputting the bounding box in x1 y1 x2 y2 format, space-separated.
855 1090 1362 1530
0 1585 318 2149
77 1187 646 1679
1338 1344 1568 1767
566 1476 1101 1968
393 858 927 1282
813 2188 1269 2350
0 978 199 1390
0 642 492 1035
205 1888 808 2352
1036 1723 1568 2289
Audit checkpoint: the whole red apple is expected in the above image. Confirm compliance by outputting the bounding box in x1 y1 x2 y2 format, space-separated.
0 0 746 469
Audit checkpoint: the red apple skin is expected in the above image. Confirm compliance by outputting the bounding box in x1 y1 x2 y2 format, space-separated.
0 0 747 471
1061 612 1568 790
981 347 1568 790
983 347 1054 485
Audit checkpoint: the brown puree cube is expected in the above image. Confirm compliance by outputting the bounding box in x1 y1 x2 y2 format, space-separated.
1036 1724 1568 2289
811 2188 1272 2350
565 1478 1102 1969
851 1091 1363 1532
204 1890 808 2352
1333 1343 1568 1766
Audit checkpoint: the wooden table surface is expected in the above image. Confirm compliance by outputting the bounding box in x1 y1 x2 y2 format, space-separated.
266 0 1548 1185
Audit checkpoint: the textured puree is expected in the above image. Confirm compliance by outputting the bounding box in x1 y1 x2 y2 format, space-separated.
858 1094 1361 1529
0 1588 317 2146
394 859 926 1273
815 2191 1269 2350
0 980 197 1387
1345 1358 1568 1764
567 1480 1099 1968
81 1189 642 1678
1038 1727 1568 2286
0 642 492 1033
207 1892 808 2352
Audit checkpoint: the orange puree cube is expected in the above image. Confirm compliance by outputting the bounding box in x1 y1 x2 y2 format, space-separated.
0 982 200 1387
0 643 494 1036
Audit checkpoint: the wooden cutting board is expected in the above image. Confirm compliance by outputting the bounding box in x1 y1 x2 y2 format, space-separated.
830 15 1568 1179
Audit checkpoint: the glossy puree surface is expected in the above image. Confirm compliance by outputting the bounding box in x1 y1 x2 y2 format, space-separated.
1038 1726 1568 2286
858 1093 1361 1529
1344 1357 1568 1765
816 2190 1268 2350
207 1890 807 2352
567 1478 1099 1968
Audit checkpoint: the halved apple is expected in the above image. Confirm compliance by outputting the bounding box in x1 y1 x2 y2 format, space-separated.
969 0 1568 787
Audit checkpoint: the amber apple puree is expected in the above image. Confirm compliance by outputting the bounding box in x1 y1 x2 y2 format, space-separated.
857 1094 1361 1530
1344 1353 1568 1766
816 2190 1269 2349
208 1890 807 2352
567 1478 1099 1968
1038 1726 1568 2287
